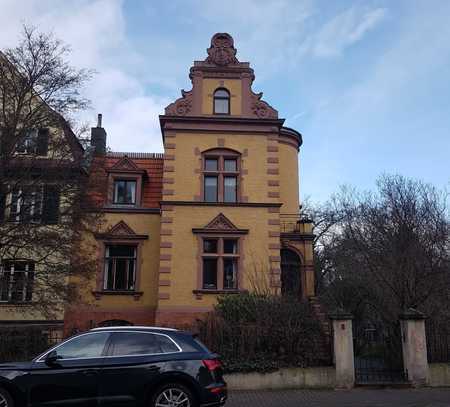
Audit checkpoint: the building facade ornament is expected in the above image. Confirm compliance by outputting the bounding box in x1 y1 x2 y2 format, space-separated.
205 33 239 66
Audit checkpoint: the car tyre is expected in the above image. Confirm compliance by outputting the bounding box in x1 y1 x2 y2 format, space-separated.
0 387 14 407
150 382 197 407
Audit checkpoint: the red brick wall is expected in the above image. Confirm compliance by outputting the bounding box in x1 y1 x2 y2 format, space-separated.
64 307 156 336
155 310 208 329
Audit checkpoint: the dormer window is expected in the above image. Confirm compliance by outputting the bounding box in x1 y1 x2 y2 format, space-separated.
213 88 230 115
113 180 136 205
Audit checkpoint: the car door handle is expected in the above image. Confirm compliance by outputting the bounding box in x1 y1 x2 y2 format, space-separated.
82 369 98 376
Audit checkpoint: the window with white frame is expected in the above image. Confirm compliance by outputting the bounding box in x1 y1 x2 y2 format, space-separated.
104 245 137 291
0 261 35 302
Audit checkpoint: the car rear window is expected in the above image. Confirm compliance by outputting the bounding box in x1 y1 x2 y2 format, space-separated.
156 334 180 353
193 337 211 352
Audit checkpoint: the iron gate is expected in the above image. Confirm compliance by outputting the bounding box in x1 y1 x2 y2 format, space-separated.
353 321 407 384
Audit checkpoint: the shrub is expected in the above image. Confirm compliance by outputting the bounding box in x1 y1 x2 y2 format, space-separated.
196 293 331 373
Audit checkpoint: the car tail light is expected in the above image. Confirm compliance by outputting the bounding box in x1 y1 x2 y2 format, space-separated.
203 358 222 371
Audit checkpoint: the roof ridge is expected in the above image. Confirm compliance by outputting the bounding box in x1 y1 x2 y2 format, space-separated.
107 152 164 159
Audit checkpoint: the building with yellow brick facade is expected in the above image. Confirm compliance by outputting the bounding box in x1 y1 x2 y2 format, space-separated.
64 33 315 332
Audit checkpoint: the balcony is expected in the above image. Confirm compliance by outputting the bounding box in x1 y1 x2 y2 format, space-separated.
280 213 314 240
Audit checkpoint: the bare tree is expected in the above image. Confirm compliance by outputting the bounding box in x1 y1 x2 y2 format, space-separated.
313 175 450 325
0 26 103 318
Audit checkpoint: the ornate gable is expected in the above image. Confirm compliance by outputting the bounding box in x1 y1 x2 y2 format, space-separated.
95 220 148 240
163 33 278 119
192 213 249 235
109 156 140 171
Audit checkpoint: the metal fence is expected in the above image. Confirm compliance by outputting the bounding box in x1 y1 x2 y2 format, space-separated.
426 321 450 363
0 327 64 362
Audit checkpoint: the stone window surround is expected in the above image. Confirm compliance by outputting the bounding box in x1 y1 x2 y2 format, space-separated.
93 238 146 301
107 172 143 208
201 148 241 203
193 233 246 294
213 87 231 115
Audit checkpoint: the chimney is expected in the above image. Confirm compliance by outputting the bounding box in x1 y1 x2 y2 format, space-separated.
90 113 106 155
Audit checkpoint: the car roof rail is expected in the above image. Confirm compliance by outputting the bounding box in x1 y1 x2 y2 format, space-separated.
90 326 178 332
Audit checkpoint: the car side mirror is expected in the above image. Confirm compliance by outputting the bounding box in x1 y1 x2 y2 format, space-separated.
44 350 60 366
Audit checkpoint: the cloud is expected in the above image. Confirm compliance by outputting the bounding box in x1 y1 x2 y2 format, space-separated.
312 6 387 58
0 0 166 152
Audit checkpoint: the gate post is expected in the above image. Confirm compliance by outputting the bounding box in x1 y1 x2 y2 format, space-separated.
400 309 429 386
330 311 355 389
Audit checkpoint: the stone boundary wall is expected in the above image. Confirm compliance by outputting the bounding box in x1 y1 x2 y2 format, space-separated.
224 367 336 390
429 363 450 387
224 364 450 390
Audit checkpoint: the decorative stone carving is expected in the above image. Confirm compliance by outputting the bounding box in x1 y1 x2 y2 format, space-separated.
250 92 278 119
94 220 149 241
165 90 193 116
110 156 140 171
205 213 238 230
205 33 239 66
108 221 137 236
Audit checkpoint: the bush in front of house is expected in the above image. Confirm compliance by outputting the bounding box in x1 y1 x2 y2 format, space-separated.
196 293 331 373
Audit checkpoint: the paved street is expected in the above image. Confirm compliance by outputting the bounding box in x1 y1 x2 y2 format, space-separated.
227 388 450 406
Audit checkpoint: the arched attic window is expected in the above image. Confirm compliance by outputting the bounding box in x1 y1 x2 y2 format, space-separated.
213 88 230 114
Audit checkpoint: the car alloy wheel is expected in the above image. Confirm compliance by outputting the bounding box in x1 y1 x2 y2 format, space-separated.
0 393 8 407
154 387 191 407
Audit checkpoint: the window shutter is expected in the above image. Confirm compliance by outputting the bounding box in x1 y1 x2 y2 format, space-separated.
32 187 43 223
42 185 60 224
0 190 5 223
36 128 49 156
9 189 19 222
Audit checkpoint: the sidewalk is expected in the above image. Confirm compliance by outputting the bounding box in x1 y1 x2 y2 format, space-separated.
226 388 450 406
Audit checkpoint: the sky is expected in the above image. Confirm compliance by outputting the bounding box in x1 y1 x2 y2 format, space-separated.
0 0 449 202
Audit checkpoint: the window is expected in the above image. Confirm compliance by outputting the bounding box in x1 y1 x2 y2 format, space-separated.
213 88 230 114
201 237 239 290
113 180 136 205
16 128 49 156
9 187 42 223
0 261 35 303
202 151 239 203
52 332 109 359
104 245 137 291
8 185 59 224
204 176 218 202
110 332 179 356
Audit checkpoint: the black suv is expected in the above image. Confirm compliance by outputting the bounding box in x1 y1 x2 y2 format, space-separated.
0 326 227 407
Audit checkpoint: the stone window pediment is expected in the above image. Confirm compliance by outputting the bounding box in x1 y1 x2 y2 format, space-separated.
192 213 248 235
95 220 148 240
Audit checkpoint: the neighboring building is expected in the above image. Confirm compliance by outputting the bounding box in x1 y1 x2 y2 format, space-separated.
0 116 84 335
64 33 315 331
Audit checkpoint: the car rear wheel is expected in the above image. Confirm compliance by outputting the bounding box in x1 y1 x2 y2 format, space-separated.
0 387 13 407
151 382 196 407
